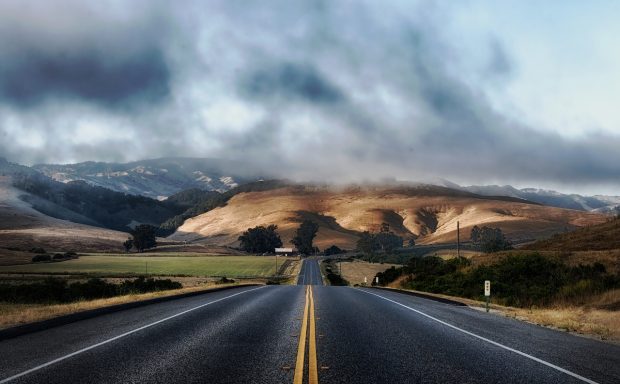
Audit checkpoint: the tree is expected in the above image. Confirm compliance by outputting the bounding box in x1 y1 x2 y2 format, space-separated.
357 231 378 258
407 238 416 248
292 220 319 255
132 225 157 252
123 238 133 253
375 231 403 255
472 225 512 253
324 245 343 256
374 222 403 256
380 222 390 234
470 225 481 245
238 225 283 253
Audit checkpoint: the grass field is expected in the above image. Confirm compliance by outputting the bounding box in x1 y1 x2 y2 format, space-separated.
0 255 287 277
339 260 401 285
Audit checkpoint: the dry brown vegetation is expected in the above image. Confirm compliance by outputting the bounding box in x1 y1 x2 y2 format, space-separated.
467 249 620 275
0 282 259 330
524 216 620 251
171 185 605 249
380 286 620 342
339 260 401 285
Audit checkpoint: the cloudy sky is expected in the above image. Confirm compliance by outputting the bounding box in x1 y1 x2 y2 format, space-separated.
1 0 619 194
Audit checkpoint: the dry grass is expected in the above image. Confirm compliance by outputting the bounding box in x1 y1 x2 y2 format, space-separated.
469 249 620 274
419 249 482 259
171 185 604 249
524 217 620 251
339 260 401 285
380 287 620 342
0 282 264 330
0 248 34 266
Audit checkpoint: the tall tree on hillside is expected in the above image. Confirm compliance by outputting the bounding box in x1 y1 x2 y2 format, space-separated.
238 225 283 253
470 225 481 245
357 231 378 258
471 225 512 253
123 238 134 253
375 222 403 255
292 220 319 255
132 225 157 252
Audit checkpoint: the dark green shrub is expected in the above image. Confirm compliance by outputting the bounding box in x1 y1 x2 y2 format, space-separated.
0 277 183 304
32 254 51 262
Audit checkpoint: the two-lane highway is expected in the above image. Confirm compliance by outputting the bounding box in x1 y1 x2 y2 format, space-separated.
1 259 619 383
297 258 323 286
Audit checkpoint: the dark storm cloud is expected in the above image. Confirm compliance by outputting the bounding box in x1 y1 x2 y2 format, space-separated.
241 62 345 104
0 0 618 193
0 1 172 110
0 47 170 108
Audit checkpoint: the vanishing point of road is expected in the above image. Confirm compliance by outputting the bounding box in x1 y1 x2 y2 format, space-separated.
0 259 618 383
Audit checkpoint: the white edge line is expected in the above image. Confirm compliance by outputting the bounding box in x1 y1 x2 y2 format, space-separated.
356 288 599 384
0 286 267 384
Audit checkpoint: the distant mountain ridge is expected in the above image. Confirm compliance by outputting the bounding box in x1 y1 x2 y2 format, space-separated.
32 157 261 199
3 157 619 214
430 178 620 214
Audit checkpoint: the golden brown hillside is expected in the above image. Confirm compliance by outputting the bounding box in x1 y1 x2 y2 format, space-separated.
171 184 606 250
524 216 620 251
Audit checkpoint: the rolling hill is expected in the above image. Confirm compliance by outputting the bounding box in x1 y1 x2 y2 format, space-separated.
171 184 606 250
523 216 620 252
0 176 128 262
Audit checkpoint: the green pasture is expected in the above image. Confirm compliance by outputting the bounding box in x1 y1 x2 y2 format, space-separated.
0 255 281 277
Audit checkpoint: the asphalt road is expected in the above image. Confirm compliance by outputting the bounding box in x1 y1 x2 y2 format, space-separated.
297 258 323 285
1 259 619 384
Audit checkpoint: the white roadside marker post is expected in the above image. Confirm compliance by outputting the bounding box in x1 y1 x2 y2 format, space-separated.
375 276 379 285
484 280 491 312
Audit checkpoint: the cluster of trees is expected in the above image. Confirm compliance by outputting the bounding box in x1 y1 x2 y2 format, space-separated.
292 220 319 255
124 225 157 252
324 245 343 256
238 225 283 253
32 252 77 263
238 219 320 255
470 225 513 253
0 277 182 304
373 253 620 308
357 222 403 259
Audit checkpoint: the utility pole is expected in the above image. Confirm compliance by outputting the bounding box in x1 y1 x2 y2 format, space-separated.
275 253 278 277
457 221 460 258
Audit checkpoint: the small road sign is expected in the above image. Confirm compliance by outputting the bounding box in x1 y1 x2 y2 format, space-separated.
484 280 491 296
275 248 293 256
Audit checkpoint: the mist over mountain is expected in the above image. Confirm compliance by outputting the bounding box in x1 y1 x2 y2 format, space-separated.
32 157 264 199
430 178 620 214
3 157 619 214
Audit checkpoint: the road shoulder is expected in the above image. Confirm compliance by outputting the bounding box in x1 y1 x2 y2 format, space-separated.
0 284 260 341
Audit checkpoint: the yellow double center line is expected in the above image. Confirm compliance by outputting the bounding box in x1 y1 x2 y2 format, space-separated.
294 286 319 384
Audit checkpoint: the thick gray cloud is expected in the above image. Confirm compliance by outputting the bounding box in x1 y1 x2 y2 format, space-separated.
0 48 170 108
241 62 345 104
0 0 618 194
